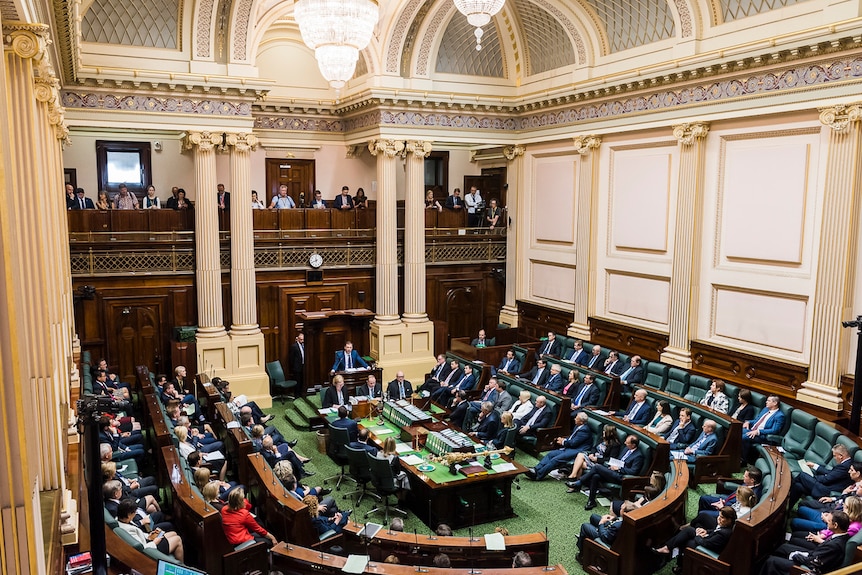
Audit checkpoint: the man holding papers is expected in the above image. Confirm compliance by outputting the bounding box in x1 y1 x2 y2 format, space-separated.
576 434 645 510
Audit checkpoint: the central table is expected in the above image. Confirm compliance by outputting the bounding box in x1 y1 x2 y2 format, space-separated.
331 403 527 529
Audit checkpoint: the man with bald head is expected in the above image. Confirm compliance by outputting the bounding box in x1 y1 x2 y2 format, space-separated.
387 371 413 401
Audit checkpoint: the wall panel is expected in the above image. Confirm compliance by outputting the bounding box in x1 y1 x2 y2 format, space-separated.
606 271 670 326
712 287 808 353
532 155 576 245
610 148 673 253
530 261 575 306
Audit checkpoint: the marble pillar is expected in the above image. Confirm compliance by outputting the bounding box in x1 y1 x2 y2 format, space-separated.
798 104 862 410
567 136 601 341
227 133 270 407
498 145 525 328
661 122 710 368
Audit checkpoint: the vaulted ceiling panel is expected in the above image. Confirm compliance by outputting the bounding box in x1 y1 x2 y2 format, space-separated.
721 0 810 22
81 0 179 48
435 10 505 77
514 0 576 74
580 0 675 53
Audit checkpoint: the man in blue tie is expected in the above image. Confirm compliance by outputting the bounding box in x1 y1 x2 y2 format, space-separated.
618 389 652 426
576 435 645 510
584 345 603 369
570 374 601 414
331 341 369 374
526 412 593 480
543 364 565 392
464 378 502 429
497 350 521 375
535 331 561 360
568 340 589 364
675 420 718 463
387 372 414 401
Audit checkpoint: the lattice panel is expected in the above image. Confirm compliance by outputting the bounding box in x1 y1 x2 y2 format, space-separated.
436 11 505 77
515 0 576 74
581 0 675 53
82 0 178 48
721 0 808 22
71 250 194 276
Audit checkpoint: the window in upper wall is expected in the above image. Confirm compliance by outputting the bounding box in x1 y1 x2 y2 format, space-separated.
96 141 152 197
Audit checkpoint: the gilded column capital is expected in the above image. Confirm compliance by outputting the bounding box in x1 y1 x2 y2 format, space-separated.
345 144 364 158
225 132 258 153
672 122 710 146
368 139 405 158
819 104 862 132
503 145 525 160
185 131 222 152
404 140 432 159
572 136 601 155
2 23 49 60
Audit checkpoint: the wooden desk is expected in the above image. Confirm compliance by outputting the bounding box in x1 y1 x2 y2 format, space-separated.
297 308 375 391
213 402 255 484
343 524 549 568
271 542 569 575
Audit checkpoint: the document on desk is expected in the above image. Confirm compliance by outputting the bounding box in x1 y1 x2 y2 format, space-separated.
492 462 517 472
394 442 413 454
400 454 424 466
225 421 240 429
203 450 224 462
318 407 336 415
484 532 506 551
369 426 396 435
342 555 370 574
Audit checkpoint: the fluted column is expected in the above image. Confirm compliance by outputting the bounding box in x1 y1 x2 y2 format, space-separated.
661 122 709 368
498 145 525 328
1 21 68 574
403 140 432 322
568 136 601 340
798 104 862 410
227 133 260 334
185 132 226 338
369 139 404 324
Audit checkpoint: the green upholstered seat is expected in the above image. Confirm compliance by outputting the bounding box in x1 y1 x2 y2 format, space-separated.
643 362 668 390
780 410 817 459
685 375 711 404
664 368 689 398
266 360 297 399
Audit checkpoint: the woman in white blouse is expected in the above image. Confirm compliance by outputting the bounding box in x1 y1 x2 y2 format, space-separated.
143 185 161 209
700 379 730 414
644 400 673 435
507 390 534 422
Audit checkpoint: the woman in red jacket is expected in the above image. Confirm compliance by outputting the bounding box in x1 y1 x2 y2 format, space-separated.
220 487 278 548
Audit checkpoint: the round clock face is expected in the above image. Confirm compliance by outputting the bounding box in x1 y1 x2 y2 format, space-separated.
309 253 323 268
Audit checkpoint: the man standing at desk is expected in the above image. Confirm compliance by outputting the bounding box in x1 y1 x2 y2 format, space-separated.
331 341 369 374
388 372 413 401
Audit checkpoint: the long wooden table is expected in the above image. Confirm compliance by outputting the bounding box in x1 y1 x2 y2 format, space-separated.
348 406 528 529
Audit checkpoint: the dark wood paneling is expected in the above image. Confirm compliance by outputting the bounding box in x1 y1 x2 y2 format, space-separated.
589 317 669 362
426 266 505 352
252 209 279 230
279 209 305 229
690 340 808 398
330 209 356 229
305 209 331 229
438 208 467 228
841 373 854 423
516 300 571 340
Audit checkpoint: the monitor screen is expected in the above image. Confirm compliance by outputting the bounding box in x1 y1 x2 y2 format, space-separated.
156 561 208 575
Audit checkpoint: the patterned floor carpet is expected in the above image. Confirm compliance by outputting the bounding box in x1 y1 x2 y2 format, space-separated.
267 398 719 575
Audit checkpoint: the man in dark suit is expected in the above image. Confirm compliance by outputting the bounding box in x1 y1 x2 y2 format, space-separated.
322 375 350 408
582 345 603 370
576 435 645 510
527 412 593 480
698 465 763 514
65 183 77 209
289 333 305 390
333 186 354 210
759 511 850 575
471 329 489 347
741 395 786 464
387 371 413 400
617 355 644 387
72 188 95 209
356 374 383 399
577 502 636 554
518 358 549 388
421 355 451 394
570 374 601 412
678 420 718 463
469 401 501 442
435 364 475 406
514 396 553 436
535 331 561 359
788 443 853 507
444 188 463 209
542 364 565 393
663 407 698 450
216 183 230 210
602 351 625 376
430 360 463 402
448 391 470 429
330 341 369 374
349 428 378 455
464 378 502 428
567 340 589 364
330 406 358 443
654 506 737 570
497 349 521 375
617 389 652 426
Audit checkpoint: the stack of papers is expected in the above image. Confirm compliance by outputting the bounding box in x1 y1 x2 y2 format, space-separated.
342 555 369 574
401 454 424 466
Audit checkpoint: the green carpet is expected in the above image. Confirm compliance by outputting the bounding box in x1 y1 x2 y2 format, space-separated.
266 398 721 574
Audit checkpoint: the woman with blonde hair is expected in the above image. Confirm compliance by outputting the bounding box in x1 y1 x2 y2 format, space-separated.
507 390 533 422
304 494 351 535
379 437 410 494
490 411 516 450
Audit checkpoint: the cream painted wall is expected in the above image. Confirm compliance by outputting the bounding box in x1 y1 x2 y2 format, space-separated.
63 131 194 200
695 121 826 363
449 150 477 194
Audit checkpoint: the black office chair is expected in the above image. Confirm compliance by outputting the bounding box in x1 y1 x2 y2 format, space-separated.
341 446 381 505
364 453 407 523
266 360 297 400
323 425 357 490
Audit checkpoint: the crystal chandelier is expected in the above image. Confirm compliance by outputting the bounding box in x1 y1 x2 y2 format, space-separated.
294 0 379 92
453 0 505 50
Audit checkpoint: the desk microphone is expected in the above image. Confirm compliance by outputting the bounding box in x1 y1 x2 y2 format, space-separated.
413 529 428 573
467 527 481 575
542 527 555 571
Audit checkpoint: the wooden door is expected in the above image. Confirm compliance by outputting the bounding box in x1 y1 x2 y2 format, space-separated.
266 158 315 208
464 171 507 209
444 286 483 345
109 304 163 383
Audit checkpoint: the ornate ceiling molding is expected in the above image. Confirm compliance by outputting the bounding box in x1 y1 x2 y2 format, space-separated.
385 0 426 74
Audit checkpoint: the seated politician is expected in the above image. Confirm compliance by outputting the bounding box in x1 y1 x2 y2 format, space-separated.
497 349 521 375
672 420 718 463
526 412 592 481
617 389 653 426
741 395 785 464
421 355 451 394
387 371 414 401
330 341 369 374
514 395 553 437
575 434 645 510
356 374 383 399
330 406 358 443
322 374 350 408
